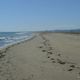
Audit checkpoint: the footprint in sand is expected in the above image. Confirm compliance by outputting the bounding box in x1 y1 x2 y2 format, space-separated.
38 46 43 49
47 51 53 55
42 50 46 52
68 68 74 71
57 59 66 65
70 65 75 68
50 58 56 63
47 56 50 58
57 54 61 57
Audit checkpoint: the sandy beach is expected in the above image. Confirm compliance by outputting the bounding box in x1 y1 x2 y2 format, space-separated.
0 32 80 80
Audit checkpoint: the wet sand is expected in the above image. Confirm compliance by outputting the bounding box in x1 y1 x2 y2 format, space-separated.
0 32 80 80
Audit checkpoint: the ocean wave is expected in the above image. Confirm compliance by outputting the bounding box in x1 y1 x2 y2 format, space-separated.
0 32 33 48
0 37 6 40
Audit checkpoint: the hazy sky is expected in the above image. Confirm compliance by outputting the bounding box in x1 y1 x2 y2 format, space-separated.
0 0 80 31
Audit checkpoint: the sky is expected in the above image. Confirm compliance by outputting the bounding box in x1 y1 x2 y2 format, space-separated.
0 0 80 31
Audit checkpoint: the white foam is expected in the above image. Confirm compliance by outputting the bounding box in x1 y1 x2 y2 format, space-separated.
0 33 35 49
0 37 6 40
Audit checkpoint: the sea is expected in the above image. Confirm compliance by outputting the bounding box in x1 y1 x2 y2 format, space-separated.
0 32 34 48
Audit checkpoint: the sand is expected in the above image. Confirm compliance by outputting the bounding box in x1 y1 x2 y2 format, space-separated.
0 32 80 80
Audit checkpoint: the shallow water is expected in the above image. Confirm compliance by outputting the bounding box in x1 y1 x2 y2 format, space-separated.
0 32 33 48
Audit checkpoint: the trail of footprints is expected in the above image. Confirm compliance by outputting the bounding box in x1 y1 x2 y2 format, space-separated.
38 34 80 79
0 35 80 80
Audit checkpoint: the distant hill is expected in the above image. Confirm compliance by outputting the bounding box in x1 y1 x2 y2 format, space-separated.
53 29 80 33
37 29 80 34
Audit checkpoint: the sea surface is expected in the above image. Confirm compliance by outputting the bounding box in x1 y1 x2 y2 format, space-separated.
0 32 33 48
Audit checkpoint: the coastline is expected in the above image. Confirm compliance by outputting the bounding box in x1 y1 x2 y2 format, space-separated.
0 32 80 80
0 33 36 53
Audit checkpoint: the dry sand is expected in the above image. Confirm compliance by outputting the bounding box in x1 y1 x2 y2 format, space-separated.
0 32 80 80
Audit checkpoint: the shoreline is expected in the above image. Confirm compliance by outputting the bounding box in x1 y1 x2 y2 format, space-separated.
0 34 36 57
0 32 35 49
